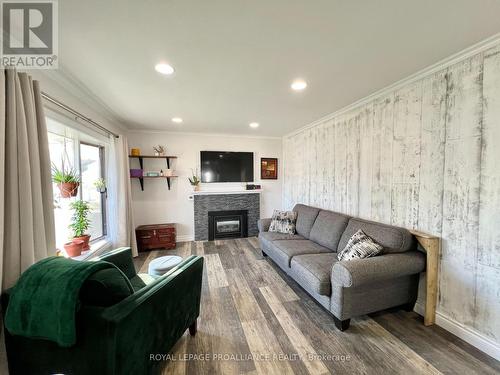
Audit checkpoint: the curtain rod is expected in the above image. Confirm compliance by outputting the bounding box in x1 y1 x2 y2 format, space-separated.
41 92 120 138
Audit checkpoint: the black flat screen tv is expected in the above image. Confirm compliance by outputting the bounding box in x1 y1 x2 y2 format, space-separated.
201 151 254 183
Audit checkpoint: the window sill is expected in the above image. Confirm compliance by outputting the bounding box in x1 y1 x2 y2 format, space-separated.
71 238 112 260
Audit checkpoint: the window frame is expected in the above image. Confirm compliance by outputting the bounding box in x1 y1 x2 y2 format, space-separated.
79 140 107 242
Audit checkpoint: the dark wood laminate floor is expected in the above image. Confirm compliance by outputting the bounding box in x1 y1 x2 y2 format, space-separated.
133 238 500 375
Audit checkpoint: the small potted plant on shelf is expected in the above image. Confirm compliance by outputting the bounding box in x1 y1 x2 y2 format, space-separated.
188 168 201 191
68 200 92 253
153 145 165 156
52 163 80 198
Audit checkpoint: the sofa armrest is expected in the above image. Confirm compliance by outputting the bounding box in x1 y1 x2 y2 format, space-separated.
258 218 272 232
100 256 204 374
93 247 137 279
331 251 425 288
103 255 203 321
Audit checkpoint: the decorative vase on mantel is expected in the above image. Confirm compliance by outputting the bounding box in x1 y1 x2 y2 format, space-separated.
193 185 200 192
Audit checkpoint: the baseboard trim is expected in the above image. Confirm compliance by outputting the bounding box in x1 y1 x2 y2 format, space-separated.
414 303 500 361
177 234 194 242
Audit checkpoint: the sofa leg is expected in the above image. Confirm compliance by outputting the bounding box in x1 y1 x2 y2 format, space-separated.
189 320 197 336
333 316 350 331
261 250 268 257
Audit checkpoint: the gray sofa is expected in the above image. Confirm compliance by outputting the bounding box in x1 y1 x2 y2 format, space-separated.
258 204 425 331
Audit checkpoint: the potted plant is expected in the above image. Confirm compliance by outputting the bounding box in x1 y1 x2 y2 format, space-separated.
153 145 165 156
69 200 92 252
93 178 107 194
52 164 80 198
63 239 84 258
188 168 201 191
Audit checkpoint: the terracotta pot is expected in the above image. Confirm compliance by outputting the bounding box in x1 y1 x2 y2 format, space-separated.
57 182 79 198
73 234 91 251
64 240 84 257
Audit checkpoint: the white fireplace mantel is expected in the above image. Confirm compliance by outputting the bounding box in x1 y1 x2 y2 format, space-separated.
191 189 262 196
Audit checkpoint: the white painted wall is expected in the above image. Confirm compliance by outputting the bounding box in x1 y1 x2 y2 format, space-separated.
283 43 500 358
128 132 282 241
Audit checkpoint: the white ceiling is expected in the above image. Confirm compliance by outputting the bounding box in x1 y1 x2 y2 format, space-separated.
57 0 500 136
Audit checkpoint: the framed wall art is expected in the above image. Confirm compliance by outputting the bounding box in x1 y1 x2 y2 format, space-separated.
261 158 278 179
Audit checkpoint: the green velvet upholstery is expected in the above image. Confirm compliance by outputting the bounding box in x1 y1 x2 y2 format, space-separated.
93 247 137 279
2 248 204 375
80 268 135 307
4 256 119 347
129 273 158 291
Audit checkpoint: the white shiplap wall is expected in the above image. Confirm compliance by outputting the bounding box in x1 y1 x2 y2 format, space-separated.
283 44 500 345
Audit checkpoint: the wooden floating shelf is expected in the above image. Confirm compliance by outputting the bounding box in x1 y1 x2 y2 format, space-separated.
130 176 178 191
128 155 177 159
128 155 178 191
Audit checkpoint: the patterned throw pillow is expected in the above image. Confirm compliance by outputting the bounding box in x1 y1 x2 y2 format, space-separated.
337 229 383 261
269 210 297 234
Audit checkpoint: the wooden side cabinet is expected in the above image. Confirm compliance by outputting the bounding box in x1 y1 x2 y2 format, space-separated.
136 223 176 252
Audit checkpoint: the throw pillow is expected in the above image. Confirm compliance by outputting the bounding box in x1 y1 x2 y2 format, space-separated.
269 210 297 234
337 229 383 261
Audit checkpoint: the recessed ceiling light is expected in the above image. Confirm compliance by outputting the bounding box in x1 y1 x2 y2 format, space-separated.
291 79 307 91
249 122 259 128
172 117 183 123
155 63 175 75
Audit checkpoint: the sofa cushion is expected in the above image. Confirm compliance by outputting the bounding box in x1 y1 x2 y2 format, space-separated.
337 229 383 260
80 268 134 307
293 204 321 238
290 253 338 296
269 210 298 234
338 218 415 254
130 273 158 291
309 210 351 251
272 239 331 268
259 231 304 243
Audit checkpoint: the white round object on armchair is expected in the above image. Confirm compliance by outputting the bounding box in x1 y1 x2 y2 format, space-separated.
148 255 183 276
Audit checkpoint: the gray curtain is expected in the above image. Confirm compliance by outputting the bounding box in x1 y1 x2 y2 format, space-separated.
0 69 55 291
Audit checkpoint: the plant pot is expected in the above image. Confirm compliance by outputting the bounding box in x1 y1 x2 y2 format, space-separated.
64 240 84 257
57 182 79 198
193 185 200 192
73 234 91 251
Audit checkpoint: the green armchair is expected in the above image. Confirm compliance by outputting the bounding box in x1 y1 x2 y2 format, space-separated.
2 247 204 375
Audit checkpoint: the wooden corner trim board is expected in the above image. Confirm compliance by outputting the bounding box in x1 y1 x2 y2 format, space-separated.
409 229 440 327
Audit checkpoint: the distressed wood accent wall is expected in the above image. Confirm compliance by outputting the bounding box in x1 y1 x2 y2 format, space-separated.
283 44 500 343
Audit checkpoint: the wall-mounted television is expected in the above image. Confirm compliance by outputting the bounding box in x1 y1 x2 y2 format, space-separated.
201 151 254 183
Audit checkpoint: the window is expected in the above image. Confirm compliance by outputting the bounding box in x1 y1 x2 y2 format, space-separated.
47 117 107 251
80 143 106 239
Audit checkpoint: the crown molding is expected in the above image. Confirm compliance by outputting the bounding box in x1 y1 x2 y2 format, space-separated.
285 32 500 139
34 65 127 131
126 128 282 140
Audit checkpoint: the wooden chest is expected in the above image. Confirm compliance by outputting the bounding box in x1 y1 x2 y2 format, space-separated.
135 223 176 252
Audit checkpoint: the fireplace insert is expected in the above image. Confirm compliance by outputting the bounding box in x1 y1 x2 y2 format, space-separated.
208 210 248 240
